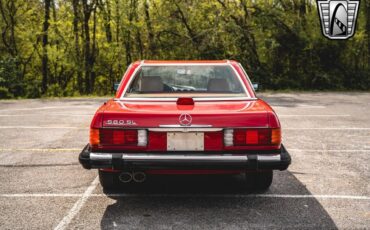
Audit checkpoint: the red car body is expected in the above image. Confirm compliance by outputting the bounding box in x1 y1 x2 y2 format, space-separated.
79 60 291 189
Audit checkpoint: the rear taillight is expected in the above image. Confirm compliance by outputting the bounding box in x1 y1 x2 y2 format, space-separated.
90 128 100 146
89 129 147 146
271 128 281 145
224 128 281 146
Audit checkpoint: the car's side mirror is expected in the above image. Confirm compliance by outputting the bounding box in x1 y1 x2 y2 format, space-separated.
252 83 259 91
113 83 120 91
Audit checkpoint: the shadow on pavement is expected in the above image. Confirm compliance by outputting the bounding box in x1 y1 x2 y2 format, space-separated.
100 172 337 229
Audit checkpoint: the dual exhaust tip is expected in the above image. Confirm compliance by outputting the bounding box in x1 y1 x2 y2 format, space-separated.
119 171 146 183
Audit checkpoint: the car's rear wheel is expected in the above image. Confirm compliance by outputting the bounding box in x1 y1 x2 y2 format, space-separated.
245 170 273 191
98 170 120 190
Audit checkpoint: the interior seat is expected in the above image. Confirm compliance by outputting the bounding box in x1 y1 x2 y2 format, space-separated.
141 76 164 92
207 78 230 92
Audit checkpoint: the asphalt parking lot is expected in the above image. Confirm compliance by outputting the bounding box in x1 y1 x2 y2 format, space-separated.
0 92 369 229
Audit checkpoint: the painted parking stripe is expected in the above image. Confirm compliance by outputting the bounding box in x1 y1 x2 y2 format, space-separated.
272 105 326 109
285 128 370 130
0 106 95 112
0 126 87 129
53 176 99 230
1 193 369 200
0 163 78 168
289 149 370 152
0 148 81 152
0 114 93 117
279 114 351 117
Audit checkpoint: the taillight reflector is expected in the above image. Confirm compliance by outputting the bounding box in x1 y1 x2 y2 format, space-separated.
225 128 281 146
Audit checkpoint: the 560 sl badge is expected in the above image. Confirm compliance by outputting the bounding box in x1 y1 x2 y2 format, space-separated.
105 120 137 126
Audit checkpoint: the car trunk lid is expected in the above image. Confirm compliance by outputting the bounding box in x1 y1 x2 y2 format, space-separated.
100 99 269 128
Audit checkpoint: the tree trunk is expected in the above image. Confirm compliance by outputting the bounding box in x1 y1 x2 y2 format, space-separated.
299 0 306 17
144 0 156 57
103 0 113 43
42 0 51 94
124 0 136 66
114 0 120 43
366 0 370 69
82 0 96 94
72 0 83 93
91 7 97 92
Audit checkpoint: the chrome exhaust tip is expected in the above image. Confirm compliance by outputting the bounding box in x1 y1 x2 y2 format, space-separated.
133 171 146 183
119 172 133 183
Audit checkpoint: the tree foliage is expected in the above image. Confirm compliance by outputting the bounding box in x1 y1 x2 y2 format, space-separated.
0 0 369 98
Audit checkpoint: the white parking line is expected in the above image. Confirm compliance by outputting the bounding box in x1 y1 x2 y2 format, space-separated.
0 148 81 152
1 193 369 200
273 105 326 109
285 128 370 130
279 115 350 117
0 126 87 129
53 176 99 230
0 114 93 117
289 149 370 152
0 106 95 112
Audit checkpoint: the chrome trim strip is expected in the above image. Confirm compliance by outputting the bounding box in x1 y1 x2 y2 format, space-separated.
122 154 248 162
229 63 250 97
257 154 281 162
119 97 257 102
149 127 222 132
119 62 142 99
89 152 281 163
90 153 113 161
238 63 256 96
159 124 213 128
142 63 230 66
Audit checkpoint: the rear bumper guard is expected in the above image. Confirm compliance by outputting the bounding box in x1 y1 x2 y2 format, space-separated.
79 145 291 171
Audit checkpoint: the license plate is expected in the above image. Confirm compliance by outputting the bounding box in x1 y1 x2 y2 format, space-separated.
167 132 204 151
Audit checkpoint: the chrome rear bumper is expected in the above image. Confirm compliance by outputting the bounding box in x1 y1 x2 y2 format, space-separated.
79 145 291 171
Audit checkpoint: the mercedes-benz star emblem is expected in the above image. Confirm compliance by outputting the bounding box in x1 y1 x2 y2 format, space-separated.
179 113 192 126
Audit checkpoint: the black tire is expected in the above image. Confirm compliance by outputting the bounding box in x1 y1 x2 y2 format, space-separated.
245 170 273 191
98 170 120 190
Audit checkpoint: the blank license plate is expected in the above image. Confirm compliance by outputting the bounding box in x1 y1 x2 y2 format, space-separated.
167 132 204 151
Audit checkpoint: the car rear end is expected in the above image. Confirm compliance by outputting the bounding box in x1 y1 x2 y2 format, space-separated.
79 60 291 190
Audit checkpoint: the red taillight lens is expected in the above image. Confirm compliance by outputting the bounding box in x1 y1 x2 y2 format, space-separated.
231 128 280 146
100 129 138 145
234 129 246 145
246 130 259 144
257 129 271 145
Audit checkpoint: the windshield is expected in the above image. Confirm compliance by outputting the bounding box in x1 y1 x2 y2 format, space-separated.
125 65 247 98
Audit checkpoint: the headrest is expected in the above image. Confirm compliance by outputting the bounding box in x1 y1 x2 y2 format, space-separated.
141 76 164 92
207 78 230 92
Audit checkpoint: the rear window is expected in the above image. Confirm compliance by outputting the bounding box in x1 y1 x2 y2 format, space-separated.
124 65 247 98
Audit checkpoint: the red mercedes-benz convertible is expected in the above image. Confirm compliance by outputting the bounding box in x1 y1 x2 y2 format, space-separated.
79 60 291 190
